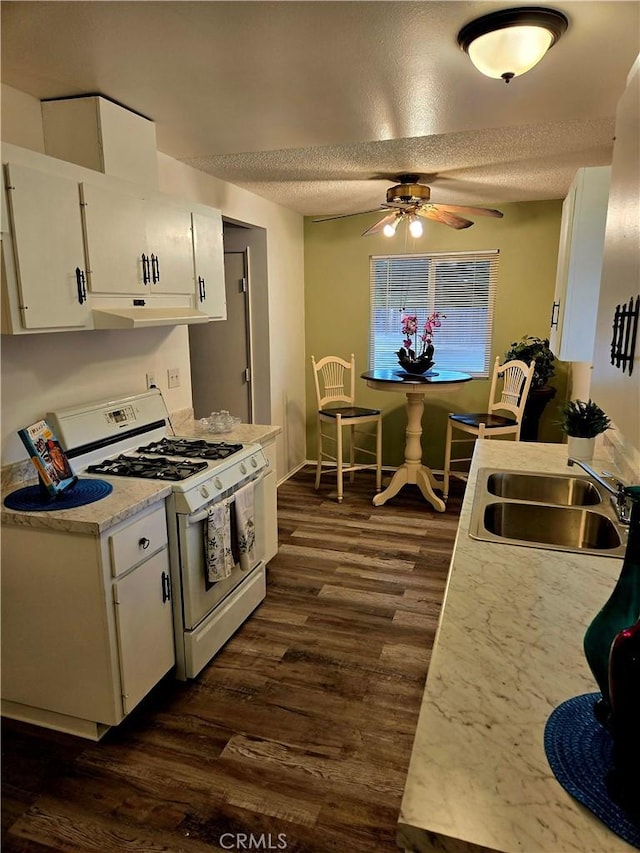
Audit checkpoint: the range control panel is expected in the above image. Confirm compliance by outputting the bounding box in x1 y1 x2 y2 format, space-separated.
105 405 137 427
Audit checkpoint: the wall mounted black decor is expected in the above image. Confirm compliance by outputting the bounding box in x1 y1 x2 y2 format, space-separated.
610 295 639 376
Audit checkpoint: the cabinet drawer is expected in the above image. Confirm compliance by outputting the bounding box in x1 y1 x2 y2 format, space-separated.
109 504 168 578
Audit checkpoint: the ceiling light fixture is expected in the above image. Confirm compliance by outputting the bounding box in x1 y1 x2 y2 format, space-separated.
457 6 568 84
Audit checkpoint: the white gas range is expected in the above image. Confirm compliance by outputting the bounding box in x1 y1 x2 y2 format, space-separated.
47 389 270 680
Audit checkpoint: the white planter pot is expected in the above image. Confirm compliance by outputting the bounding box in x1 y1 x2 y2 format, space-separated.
567 435 596 462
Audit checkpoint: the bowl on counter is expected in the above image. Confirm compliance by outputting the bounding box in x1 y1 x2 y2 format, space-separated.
200 411 241 434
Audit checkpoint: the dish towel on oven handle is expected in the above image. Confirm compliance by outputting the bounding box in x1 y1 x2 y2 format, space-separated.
234 480 256 571
204 499 234 583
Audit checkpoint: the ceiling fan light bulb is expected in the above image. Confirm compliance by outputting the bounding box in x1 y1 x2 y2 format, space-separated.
409 218 423 238
383 220 399 237
468 26 554 79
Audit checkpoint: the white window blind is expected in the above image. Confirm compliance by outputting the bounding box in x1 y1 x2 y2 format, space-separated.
369 250 499 376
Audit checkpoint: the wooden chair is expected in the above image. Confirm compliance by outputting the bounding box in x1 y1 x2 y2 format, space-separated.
442 356 535 500
311 353 382 503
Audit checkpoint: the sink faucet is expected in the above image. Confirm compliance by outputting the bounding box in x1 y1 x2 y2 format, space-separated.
567 458 632 525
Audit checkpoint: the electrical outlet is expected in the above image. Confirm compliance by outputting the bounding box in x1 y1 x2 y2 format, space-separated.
146 372 156 389
167 367 180 389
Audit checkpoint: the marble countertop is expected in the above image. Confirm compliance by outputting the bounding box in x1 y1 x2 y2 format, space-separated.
398 441 634 853
174 419 281 446
1 420 280 536
1 477 172 536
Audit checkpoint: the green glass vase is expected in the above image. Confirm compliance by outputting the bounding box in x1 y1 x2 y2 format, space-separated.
583 484 640 725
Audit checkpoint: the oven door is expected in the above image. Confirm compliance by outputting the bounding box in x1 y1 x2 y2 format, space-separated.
177 471 266 630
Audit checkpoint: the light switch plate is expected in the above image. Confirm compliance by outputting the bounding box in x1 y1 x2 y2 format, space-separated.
167 367 180 389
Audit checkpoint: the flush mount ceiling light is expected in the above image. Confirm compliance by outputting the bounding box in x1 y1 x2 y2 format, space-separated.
457 6 568 83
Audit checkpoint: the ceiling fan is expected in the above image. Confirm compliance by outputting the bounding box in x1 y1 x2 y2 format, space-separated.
312 174 504 236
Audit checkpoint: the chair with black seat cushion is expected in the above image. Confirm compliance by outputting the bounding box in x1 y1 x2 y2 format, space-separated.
311 353 382 503
442 355 535 500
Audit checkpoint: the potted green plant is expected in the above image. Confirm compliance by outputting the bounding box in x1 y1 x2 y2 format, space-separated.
503 336 557 441
559 398 612 461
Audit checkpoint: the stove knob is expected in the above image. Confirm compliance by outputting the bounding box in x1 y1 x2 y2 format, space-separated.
240 462 247 475
250 456 258 468
214 477 223 490
200 485 210 499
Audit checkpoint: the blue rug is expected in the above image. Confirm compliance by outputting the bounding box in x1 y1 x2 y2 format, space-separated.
544 692 640 849
4 478 113 512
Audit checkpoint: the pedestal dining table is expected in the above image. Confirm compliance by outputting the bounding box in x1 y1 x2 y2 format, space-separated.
361 368 472 511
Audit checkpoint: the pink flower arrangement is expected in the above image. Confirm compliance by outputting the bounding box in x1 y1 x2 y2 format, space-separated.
399 311 445 360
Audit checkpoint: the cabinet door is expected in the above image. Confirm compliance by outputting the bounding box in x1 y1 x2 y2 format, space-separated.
549 167 610 361
113 549 175 715
145 198 194 294
192 210 226 319
81 181 148 294
549 185 576 355
4 163 91 329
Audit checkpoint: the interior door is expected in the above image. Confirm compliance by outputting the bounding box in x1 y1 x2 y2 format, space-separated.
190 251 251 421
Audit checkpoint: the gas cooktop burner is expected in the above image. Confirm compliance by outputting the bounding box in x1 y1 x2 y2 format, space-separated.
137 437 244 460
87 454 208 481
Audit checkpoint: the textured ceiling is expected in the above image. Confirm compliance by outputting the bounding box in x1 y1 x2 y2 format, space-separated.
1 1 639 216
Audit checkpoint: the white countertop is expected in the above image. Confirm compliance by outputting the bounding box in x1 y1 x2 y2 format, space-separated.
397 441 634 853
1 477 172 535
174 419 281 446
1 420 281 535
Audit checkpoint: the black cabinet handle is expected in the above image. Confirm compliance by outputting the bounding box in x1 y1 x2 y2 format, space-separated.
161 571 171 603
151 254 160 283
550 300 560 329
139 536 150 550
75 267 87 304
198 276 206 302
142 253 150 285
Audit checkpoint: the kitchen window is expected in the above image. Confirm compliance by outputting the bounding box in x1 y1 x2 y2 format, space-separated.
369 250 499 377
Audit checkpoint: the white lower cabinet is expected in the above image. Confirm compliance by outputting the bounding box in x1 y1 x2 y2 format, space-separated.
0 501 175 739
259 439 278 563
114 550 175 715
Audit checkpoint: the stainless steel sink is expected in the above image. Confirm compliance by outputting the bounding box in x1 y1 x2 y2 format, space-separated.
483 502 621 550
469 468 626 557
486 471 602 506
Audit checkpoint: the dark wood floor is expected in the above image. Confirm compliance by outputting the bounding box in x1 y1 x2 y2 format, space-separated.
2 467 464 853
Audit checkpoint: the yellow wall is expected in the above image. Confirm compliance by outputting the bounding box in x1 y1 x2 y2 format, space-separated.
304 199 568 470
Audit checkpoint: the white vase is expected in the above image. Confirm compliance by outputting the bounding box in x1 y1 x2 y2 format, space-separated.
567 435 596 462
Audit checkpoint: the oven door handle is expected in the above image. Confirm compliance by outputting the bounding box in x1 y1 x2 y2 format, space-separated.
186 507 215 526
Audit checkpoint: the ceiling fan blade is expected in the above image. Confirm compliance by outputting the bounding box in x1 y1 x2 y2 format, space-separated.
361 212 401 236
312 209 383 223
417 207 473 230
434 203 504 219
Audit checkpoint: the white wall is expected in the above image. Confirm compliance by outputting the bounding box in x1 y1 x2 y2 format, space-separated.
1 85 306 479
591 57 640 468
158 154 306 476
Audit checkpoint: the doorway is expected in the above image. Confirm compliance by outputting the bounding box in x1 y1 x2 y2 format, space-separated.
189 250 251 422
189 219 270 425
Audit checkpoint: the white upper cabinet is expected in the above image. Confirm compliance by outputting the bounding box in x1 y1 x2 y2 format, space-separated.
2 163 91 330
1 145 227 333
145 199 194 295
81 182 193 295
192 209 226 320
549 166 611 362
